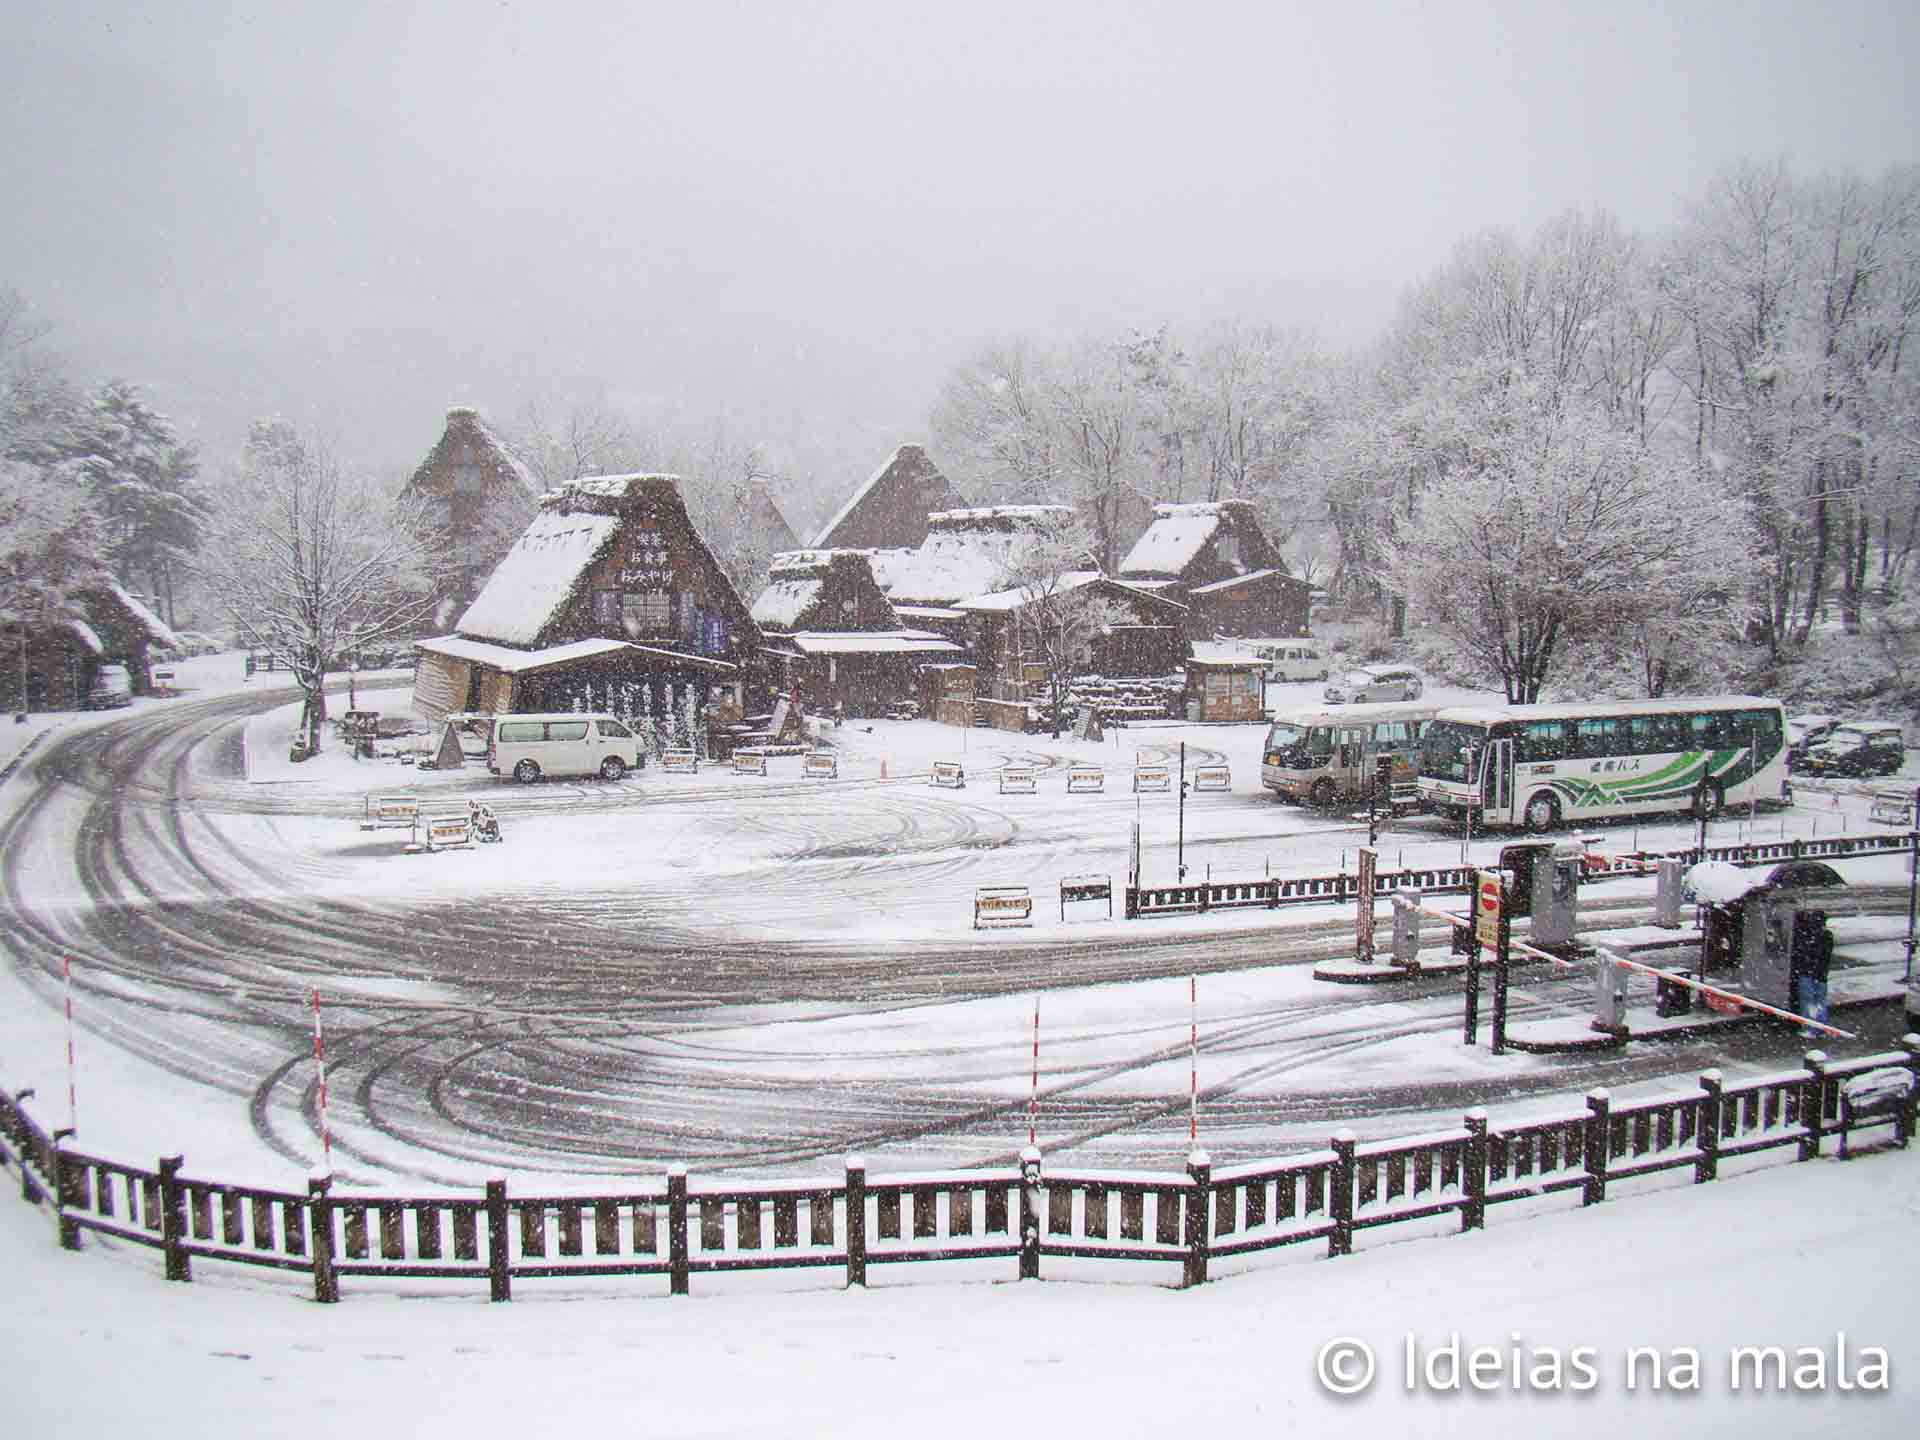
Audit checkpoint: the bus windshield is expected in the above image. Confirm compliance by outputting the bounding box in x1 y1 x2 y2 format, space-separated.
1265 721 1333 760
1419 719 1487 782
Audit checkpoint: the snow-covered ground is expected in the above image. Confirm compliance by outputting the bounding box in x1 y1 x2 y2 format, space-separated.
3 1124 1912 1437
2 653 1916 1433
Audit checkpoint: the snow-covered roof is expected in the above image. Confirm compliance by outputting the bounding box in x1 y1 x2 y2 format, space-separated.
1118 503 1227 578
751 577 823 630
1186 649 1266 670
543 472 681 504
415 634 737 674
867 508 1080 607
810 444 963 550
1434 697 1779 726
443 406 540 497
787 631 964 656
1188 567 1300 596
454 511 620 644
417 635 634 674
892 604 967 622
956 571 1106 613
926 505 1076 526
101 578 182 649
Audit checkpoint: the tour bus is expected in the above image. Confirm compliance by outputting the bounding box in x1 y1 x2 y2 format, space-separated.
1260 700 1440 807
1415 696 1788 832
487 712 647 783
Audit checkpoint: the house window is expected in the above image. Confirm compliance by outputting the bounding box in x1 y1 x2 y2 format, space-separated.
594 590 620 627
622 592 672 636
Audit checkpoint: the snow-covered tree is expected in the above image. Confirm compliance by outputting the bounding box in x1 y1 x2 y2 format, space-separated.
72 381 207 625
999 523 1120 737
194 420 445 754
1382 405 1756 701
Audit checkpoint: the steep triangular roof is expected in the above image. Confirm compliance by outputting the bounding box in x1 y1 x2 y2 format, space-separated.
402 406 540 503
1117 500 1287 582
751 550 900 633
746 479 800 556
456 473 758 650
811 444 968 550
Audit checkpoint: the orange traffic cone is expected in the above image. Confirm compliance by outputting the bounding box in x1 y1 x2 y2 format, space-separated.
881 756 889 779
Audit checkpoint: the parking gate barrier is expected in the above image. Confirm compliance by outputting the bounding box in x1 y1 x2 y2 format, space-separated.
999 766 1037 794
803 752 838 779
733 749 768 776
931 759 966 789
1191 764 1230 792
661 748 700 774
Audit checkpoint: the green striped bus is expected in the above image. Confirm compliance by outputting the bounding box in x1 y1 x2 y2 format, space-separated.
1415 696 1789 832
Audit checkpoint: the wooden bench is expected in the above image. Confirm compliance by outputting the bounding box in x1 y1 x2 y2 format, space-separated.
1837 1067 1915 1159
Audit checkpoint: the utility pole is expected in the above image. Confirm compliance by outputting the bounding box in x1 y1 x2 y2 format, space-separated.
1176 741 1188 880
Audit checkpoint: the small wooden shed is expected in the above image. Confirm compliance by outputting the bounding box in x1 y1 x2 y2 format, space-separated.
1184 653 1266 723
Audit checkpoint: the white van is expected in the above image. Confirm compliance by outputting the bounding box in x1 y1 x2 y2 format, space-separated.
487 713 646 783
87 663 134 709
1249 641 1329 683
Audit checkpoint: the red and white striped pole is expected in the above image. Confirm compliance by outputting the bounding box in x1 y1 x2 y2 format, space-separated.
62 956 78 1135
310 988 333 1174
1028 994 1040 1146
1189 974 1198 1143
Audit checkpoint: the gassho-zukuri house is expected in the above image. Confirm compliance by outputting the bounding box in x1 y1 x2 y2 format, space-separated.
749 549 962 716
411 473 760 723
1116 499 1312 640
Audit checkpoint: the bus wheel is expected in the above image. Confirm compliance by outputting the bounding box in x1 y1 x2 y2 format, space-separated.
1523 792 1561 833
1310 778 1337 808
1692 782 1723 821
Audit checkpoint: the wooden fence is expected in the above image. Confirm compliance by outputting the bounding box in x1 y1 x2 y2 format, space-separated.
1125 829 1917 918
3 1043 1914 1304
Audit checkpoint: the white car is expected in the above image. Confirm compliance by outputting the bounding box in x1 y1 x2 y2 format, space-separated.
1324 665 1423 704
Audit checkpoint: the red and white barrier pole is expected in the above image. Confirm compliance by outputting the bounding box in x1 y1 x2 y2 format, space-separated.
1189 974 1198 1143
1027 994 1039 1146
311 988 333 1173
62 955 77 1135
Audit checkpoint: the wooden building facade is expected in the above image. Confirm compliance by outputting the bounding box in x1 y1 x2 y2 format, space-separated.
412 474 761 725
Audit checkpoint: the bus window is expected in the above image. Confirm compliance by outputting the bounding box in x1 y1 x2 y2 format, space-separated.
1574 717 1625 758
1515 719 1569 763
1627 714 1662 754
1690 713 1726 748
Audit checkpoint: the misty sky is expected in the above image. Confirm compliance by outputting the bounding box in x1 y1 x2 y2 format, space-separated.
3 0 1917 512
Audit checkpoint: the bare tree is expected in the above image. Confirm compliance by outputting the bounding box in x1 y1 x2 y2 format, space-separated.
999 524 1115 737
194 420 447 754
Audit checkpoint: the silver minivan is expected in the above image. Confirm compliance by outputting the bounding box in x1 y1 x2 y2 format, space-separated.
1324 665 1423 704
487 713 646 783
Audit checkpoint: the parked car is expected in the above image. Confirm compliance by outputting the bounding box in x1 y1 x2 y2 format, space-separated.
1785 713 1842 769
1796 721 1906 779
1246 640 1330 683
487 712 646 782
172 630 223 657
86 663 133 709
1324 665 1423 704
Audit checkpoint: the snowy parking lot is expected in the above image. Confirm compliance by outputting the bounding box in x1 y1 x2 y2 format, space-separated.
1 654 1914 1196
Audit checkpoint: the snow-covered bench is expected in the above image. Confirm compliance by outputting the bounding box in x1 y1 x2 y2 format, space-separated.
1837 1066 1915 1159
